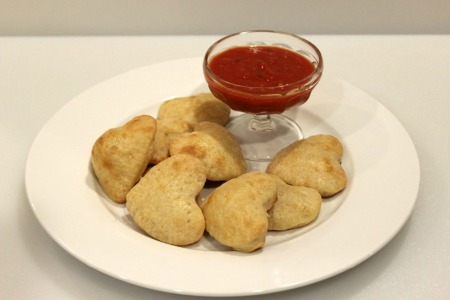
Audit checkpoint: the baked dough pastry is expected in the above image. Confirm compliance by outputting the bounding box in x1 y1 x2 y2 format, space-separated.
268 181 322 231
266 134 347 197
148 118 192 165
202 172 278 252
91 115 157 203
157 93 230 127
126 154 207 246
169 121 247 181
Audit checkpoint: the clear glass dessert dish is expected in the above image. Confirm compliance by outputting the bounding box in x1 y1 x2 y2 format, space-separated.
203 30 323 162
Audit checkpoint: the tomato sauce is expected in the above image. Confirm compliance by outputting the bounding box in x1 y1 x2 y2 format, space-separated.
206 46 317 114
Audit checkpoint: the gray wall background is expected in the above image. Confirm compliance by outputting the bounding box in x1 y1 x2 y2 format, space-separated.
1 0 449 35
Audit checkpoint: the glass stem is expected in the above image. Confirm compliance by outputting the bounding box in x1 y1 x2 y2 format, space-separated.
249 114 274 132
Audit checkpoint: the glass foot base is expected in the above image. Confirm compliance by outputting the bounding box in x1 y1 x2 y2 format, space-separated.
227 114 303 162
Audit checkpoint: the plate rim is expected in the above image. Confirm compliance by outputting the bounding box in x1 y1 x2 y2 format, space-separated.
25 56 420 296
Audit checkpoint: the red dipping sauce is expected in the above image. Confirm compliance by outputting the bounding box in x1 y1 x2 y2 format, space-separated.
204 45 320 114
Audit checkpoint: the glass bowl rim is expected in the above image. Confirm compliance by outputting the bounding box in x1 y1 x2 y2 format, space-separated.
203 30 324 94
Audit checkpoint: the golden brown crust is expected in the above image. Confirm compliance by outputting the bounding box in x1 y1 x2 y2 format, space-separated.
268 182 322 231
90 90 349 252
91 115 157 203
169 121 247 181
126 154 207 246
266 134 347 197
202 172 278 252
148 118 192 165
157 93 230 127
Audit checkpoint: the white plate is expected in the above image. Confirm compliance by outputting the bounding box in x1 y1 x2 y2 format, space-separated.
25 57 420 296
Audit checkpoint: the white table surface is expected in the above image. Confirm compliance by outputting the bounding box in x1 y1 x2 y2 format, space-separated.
1 35 449 299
